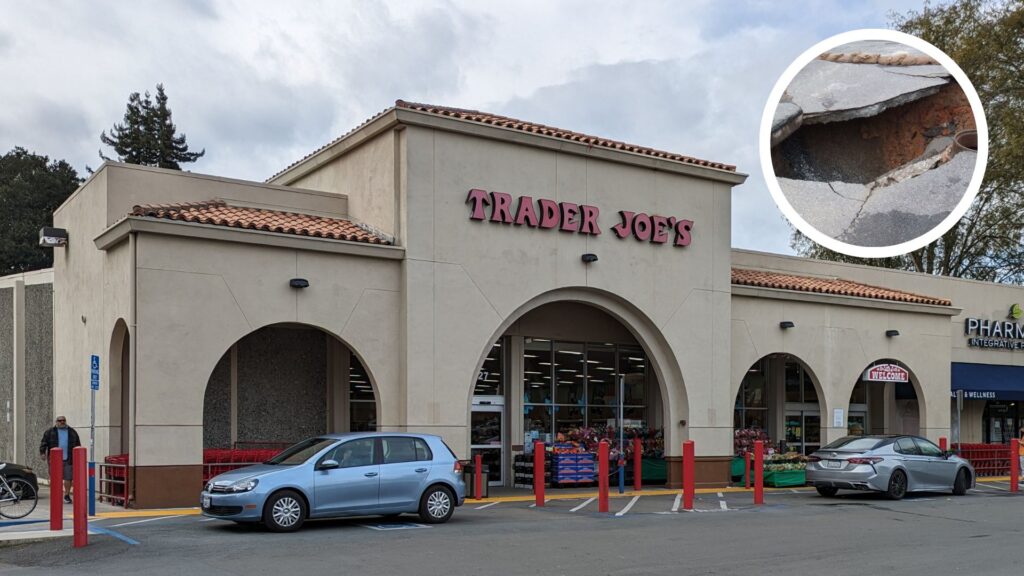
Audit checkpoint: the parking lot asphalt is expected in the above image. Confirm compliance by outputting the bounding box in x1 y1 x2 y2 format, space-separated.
1 481 1022 576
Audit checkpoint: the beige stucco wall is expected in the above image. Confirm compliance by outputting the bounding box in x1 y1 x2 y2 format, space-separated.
397 125 738 457
731 293 953 444
731 249 1024 369
130 234 401 466
288 129 397 238
53 169 131 463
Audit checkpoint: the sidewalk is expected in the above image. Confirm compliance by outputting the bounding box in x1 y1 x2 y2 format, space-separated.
0 485 129 545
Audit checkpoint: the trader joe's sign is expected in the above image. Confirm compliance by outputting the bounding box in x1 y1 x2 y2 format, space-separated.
466 189 693 247
863 364 909 383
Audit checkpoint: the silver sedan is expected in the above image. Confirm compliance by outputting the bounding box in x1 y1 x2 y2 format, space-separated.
805 435 975 499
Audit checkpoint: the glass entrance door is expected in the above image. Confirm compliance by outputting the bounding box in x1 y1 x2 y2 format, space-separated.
471 402 504 486
785 410 821 455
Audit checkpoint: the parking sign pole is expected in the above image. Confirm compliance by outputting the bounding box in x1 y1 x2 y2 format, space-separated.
89 355 99 517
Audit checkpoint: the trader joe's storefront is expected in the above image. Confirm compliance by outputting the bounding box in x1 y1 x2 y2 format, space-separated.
470 301 666 488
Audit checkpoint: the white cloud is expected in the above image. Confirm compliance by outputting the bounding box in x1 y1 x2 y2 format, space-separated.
0 0 927 253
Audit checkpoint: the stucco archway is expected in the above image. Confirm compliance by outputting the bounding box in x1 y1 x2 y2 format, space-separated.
838 358 926 438
466 287 688 467
108 319 130 457
732 352 827 455
200 322 381 451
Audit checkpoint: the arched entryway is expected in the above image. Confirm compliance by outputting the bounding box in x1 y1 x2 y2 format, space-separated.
201 323 379 451
846 359 923 437
108 319 130 456
734 354 824 455
467 290 684 488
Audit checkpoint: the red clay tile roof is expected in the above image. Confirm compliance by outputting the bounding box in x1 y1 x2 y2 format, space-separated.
268 99 735 181
731 268 951 306
394 100 737 171
130 200 391 245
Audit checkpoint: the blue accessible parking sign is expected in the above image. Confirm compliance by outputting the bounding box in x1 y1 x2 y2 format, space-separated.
90 354 100 390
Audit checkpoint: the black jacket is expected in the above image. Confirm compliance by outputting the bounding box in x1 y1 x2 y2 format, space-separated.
39 426 81 459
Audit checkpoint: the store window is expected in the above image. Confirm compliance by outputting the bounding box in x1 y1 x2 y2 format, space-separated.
523 338 649 444
475 341 505 396
735 359 768 431
349 355 376 431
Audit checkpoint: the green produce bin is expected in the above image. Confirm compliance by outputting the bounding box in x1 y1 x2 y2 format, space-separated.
763 469 806 487
641 457 667 483
730 456 745 479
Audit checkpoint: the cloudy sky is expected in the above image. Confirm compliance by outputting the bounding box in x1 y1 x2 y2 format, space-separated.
0 0 926 254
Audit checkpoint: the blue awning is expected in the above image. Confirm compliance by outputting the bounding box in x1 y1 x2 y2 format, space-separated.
951 362 1024 401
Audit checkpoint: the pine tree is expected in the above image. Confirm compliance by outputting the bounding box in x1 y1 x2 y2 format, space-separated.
0 148 81 273
99 84 205 170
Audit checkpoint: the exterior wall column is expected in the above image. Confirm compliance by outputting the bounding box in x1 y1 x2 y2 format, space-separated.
11 280 25 466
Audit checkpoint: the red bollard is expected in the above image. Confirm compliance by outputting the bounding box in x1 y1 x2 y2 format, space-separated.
683 440 695 510
939 437 947 452
753 440 764 506
73 447 87 547
744 451 751 490
633 437 642 491
598 440 609 512
1011 438 1019 493
49 448 63 531
533 441 545 507
473 453 483 501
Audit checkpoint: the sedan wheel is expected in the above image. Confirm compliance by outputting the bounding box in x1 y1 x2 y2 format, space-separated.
263 490 306 532
886 469 907 500
952 469 969 496
419 485 454 524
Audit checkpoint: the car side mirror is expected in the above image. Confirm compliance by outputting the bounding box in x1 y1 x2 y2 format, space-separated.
943 450 954 459
319 459 339 470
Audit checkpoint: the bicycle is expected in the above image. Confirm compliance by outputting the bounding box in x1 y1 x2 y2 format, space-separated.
0 463 38 519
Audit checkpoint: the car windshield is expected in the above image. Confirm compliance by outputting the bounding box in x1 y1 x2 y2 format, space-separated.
266 438 337 465
821 437 883 451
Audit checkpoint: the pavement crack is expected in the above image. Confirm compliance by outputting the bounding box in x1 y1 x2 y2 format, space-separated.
866 504 976 523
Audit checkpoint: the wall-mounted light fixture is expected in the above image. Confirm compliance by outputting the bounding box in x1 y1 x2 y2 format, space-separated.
779 321 795 329
39 227 68 248
885 329 900 338
289 278 310 289
678 419 687 427
581 253 598 264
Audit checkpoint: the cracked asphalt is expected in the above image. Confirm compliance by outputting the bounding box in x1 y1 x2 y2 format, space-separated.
1 483 1021 576
779 150 976 246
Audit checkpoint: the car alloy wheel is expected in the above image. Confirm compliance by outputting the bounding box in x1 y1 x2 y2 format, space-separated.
887 470 907 500
272 496 301 528
426 490 451 519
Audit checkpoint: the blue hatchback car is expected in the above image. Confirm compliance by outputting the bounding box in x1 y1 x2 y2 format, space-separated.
200 432 466 531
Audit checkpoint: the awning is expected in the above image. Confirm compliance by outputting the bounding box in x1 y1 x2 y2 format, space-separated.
951 362 1024 401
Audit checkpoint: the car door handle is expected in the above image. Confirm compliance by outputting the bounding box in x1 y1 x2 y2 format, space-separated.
364 472 378 477
415 468 428 473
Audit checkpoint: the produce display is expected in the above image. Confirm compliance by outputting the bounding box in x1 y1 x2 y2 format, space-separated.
765 452 809 471
734 428 771 456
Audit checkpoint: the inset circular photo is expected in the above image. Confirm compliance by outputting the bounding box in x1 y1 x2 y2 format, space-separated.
761 30 988 257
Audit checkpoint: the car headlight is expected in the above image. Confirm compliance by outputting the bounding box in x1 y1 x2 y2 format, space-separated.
226 478 259 493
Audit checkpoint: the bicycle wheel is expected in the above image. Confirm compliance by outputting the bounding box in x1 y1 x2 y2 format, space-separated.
0 479 38 519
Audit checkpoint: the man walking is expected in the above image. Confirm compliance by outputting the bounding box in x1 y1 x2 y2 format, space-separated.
39 416 81 504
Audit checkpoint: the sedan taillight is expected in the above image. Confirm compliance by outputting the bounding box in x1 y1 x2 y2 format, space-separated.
453 460 464 473
847 457 883 465
806 456 821 462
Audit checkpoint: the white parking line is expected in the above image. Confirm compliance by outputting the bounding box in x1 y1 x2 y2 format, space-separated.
671 493 682 512
108 515 178 528
790 489 800 494
979 483 1008 491
570 498 595 512
199 518 219 522
719 500 728 511
615 496 641 517
528 498 549 508
474 501 500 510
716 492 723 498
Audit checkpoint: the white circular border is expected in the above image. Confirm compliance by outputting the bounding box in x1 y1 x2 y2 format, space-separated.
760 28 989 258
